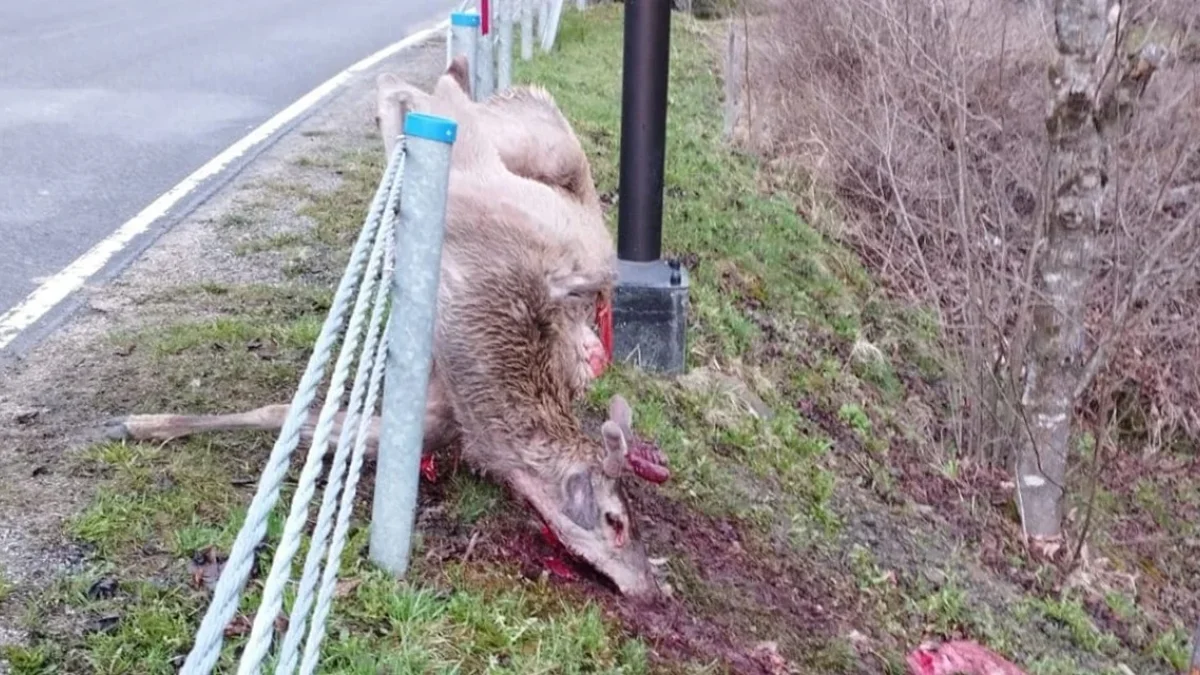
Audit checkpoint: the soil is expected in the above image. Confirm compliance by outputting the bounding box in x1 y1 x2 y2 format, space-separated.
403 464 841 674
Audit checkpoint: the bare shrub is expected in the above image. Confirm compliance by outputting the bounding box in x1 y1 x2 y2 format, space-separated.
736 0 1200 465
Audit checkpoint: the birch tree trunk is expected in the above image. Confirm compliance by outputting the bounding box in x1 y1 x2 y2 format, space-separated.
1190 620 1200 675
1015 0 1111 547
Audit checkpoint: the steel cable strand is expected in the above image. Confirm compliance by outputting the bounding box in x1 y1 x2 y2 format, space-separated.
178 141 406 675
273 143 406 675
236 147 408 674
297 231 397 675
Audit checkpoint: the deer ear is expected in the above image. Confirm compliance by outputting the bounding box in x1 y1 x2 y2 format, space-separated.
608 395 634 436
563 469 599 530
600 420 627 478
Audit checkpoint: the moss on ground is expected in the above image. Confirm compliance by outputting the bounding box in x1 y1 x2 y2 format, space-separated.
4 5 1193 675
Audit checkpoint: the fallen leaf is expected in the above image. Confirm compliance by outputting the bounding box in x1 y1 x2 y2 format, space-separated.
334 578 362 598
189 546 226 591
246 338 280 360
224 614 253 638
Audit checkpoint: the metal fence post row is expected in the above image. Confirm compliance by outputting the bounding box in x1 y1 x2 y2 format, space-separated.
521 0 534 60
474 5 496 100
497 0 514 91
367 111 458 576
536 0 548 45
176 133 410 675
540 0 563 52
449 12 480 99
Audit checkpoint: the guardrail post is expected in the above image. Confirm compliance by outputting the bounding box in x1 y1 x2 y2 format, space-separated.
536 0 548 45
497 0 514 91
368 112 458 576
521 0 534 60
541 0 563 52
475 2 496 100
449 12 480 99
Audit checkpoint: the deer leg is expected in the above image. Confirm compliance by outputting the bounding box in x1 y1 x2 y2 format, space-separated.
104 373 460 462
104 405 297 445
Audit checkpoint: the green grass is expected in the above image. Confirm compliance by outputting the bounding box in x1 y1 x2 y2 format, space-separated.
6 5 1188 675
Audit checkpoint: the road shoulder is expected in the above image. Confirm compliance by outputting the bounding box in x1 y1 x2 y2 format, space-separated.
0 34 447 661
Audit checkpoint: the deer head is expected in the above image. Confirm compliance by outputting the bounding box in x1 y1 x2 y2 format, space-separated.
506 394 669 598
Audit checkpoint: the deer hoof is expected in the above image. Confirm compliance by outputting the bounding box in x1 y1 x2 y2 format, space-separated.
103 417 131 440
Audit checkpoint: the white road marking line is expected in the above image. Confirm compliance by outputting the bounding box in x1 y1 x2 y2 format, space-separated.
0 15 452 351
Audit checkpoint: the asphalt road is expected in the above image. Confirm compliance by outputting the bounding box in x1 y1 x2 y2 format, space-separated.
0 0 454 333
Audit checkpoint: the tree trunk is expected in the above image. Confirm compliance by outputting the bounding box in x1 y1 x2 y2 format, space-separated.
1014 0 1111 546
1190 619 1200 675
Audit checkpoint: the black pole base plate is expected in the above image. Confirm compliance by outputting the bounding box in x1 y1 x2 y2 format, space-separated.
611 259 689 375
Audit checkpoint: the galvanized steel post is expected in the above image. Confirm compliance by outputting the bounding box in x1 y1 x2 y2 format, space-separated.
497 0 514 91
474 2 495 100
520 0 534 60
449 12 479 99
368 112 458 576
541 0 563 52
536 0 548 44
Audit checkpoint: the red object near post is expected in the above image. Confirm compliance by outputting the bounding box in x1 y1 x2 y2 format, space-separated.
481 0 490 34
906 641 1027 675
596 294 614 364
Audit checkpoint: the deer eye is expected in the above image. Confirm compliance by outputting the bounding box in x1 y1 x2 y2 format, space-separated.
605 512 627 547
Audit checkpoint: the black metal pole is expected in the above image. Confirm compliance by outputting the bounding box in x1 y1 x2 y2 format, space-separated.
615 0 671 263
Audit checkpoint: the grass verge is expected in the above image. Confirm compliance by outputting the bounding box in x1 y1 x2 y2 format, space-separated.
3 6 1192 675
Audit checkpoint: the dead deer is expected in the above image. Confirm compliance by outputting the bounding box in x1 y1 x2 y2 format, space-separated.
106 64 670 597
384 59 620 397
376 55 601 211
377 57 615 379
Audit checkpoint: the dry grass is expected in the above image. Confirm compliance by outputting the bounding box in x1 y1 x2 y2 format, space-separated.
734 0 1200 464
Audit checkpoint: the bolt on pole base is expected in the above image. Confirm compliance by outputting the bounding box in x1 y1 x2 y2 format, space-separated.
611 258 689 375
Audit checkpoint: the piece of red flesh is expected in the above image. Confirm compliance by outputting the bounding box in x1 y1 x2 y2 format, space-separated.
419 454 438 483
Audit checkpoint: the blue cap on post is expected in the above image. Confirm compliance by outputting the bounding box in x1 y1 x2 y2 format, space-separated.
404 112 458 144
450 12 480 27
